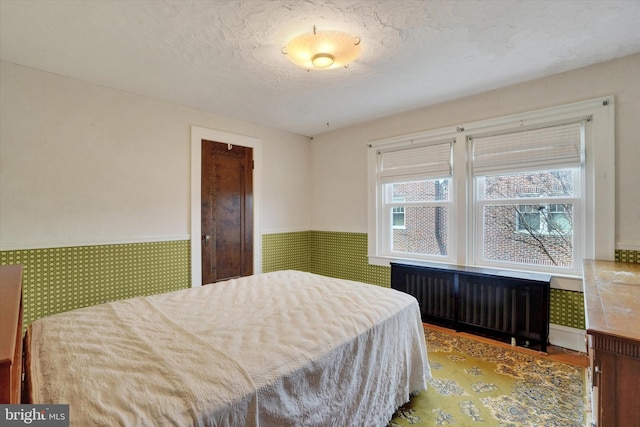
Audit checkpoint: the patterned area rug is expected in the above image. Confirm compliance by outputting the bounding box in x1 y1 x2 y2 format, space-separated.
388 327 586 426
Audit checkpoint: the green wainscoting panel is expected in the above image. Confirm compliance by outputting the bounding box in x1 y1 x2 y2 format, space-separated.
262 231 311 273
0 240 190 326
11 232 636 331
309 231 390 286
550 289 586 330
615 249 640 263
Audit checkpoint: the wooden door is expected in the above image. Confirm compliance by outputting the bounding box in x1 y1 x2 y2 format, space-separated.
201 140 253 284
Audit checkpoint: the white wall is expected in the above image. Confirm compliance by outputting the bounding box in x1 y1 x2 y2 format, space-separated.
3 54 638 251
309 53 640 251
0 61 311 249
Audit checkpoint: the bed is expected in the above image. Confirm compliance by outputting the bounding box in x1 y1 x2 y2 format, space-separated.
2 268 429 426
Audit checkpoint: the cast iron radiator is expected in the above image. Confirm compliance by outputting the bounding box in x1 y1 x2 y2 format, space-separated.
391 261 551 352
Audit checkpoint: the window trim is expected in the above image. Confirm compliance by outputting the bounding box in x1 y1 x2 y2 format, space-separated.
368 97 615 276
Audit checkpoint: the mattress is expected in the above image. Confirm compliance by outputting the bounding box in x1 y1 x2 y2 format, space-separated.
26 270 429 426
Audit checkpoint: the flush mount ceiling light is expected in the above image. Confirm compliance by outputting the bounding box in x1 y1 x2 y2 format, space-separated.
283 26 361 71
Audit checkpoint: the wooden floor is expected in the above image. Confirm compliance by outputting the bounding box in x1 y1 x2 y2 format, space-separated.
423 322 589 368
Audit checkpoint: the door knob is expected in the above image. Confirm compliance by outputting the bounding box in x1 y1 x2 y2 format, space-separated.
202 235 211 242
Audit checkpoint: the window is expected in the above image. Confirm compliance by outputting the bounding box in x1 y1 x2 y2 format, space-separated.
372 140 453 262
472 122 582 271
516 205 543 233
477 169 579 269
386 179 451 257
368 97 614 277
548 204 572 234
392 206 405 228
515 203 573 235
392 197 406 229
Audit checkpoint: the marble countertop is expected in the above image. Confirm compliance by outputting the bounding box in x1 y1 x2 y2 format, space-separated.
583 259 640 342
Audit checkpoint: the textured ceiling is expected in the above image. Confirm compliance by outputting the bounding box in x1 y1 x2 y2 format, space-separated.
1 0 640 136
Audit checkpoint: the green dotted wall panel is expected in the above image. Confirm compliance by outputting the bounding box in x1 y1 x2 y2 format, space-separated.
550 288 586 330
309 231 390 286
262 231 311 273
0 240 190 326
615 249 640 263
7 232 638 331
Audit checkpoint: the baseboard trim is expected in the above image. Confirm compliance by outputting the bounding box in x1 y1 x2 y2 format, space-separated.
549 323 585 352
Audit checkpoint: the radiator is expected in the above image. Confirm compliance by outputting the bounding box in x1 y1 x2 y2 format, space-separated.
391 261 551 352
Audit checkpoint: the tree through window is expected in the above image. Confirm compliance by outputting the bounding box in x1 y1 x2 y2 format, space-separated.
478 169 577 268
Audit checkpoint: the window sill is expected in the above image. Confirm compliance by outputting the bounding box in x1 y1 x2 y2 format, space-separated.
368 256 394 267
368 255 455 268
369 255 584 291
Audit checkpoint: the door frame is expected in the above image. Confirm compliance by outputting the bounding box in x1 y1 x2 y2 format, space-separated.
190 126 262 287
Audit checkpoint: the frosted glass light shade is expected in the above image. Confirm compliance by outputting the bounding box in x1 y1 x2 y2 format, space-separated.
284 29 361 70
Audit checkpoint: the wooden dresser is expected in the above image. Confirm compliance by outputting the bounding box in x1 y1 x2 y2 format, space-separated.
583 260 640 427
0 265 23 404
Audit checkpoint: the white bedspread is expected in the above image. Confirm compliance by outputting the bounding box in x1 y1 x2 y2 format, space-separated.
28 270 429 426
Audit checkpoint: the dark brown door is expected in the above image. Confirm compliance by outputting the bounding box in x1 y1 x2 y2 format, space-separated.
201 140 253 284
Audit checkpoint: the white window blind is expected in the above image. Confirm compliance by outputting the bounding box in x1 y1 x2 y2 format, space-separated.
471 122 584 175
379 142 452 181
